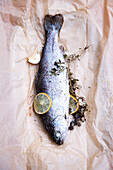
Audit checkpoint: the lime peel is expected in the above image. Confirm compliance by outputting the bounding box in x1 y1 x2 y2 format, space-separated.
69 95 79 115
34 92 52 114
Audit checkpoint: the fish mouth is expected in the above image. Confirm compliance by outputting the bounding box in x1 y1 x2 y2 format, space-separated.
56 139 64 145
54 131 66 145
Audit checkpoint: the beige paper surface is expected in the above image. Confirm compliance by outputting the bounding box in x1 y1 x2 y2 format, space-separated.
0 0 113 169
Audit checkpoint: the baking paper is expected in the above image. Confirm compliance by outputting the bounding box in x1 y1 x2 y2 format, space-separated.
0 0 113 169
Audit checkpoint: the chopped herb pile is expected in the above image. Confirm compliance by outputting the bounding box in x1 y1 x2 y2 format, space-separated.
63 45 91 129
68 71 82 93
50 59 65 76
69 97 88 130
68 70 88 129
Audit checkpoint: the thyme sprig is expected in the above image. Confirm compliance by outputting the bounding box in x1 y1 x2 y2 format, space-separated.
64 45 91 63
50 59 65 76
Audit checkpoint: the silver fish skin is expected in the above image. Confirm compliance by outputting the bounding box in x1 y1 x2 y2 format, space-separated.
35 14 70 145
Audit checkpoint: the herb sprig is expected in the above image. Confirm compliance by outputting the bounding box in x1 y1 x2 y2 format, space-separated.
64 45 91 62
50 59 66 76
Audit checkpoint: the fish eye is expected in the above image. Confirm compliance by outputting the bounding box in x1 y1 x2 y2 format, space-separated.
55 131 61 139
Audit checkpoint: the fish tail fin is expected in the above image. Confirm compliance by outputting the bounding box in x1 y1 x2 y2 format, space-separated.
44 14 64 34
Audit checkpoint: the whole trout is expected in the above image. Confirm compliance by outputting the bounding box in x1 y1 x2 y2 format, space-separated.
35 14 70 145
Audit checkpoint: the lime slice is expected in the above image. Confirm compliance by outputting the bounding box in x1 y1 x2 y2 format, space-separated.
34 92 52 114
69 95 79 115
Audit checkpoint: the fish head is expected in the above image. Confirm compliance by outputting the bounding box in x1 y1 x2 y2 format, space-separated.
52 116 68 145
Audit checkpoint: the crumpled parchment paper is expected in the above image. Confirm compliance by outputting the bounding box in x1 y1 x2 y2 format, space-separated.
0 0 113 170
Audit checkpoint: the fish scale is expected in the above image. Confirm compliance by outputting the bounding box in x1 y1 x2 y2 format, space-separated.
35 14 70 145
